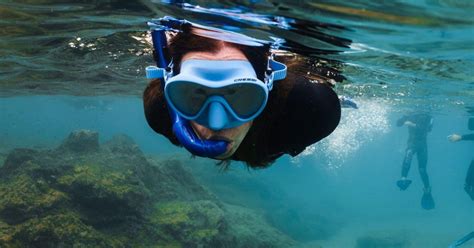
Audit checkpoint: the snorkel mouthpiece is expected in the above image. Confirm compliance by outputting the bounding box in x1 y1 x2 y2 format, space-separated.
171 111 228 157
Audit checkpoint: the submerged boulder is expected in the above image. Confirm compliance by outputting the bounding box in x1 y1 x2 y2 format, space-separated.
0 130 295 247
58 129 99 153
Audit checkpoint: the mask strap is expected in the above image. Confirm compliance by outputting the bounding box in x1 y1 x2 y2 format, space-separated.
265 58 287 91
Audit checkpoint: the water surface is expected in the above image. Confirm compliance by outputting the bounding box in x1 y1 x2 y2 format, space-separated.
1 0 473 247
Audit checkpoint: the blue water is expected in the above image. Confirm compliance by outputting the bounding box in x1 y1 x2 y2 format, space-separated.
1 0 473 247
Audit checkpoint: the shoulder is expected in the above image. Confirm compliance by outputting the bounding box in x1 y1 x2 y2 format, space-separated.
265 74 341 156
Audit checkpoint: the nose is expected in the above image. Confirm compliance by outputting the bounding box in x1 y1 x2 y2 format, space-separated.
207 101 229 130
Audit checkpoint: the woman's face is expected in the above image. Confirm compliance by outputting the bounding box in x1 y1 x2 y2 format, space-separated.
182 44 252 159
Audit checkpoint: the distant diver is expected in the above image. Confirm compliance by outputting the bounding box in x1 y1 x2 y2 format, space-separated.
396 112 435 210
143 16 342 168
448 117 474 201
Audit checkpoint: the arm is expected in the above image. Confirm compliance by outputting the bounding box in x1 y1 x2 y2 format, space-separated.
462 133 474 141
448 133 474 142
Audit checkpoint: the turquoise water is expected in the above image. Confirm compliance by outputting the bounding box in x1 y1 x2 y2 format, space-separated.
1 0 473 247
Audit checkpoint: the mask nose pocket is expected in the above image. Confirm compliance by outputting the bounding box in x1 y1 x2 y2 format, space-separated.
208 101 229 130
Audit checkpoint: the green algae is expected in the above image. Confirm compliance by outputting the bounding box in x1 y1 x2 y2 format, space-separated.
151 200 224 246
57 164 137 199
0 174 68 224
0 131 296 247
152 202 192 226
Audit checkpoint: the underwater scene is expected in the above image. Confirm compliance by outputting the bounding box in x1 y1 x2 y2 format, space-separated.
1 0 473 247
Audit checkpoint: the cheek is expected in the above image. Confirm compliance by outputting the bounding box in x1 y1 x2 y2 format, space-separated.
232 123 252 140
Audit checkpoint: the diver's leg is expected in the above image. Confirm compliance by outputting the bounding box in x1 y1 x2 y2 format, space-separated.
418 143 434 210
465 159 474 201
417 144 430 189
401 148 414 178
397 148 414 190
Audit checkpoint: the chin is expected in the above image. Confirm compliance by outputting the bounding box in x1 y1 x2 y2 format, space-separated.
215 150 234 160
214 144 237 160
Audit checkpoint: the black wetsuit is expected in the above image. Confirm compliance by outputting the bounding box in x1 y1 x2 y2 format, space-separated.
397 113 433 189
144 73 341 168
460 133 474 200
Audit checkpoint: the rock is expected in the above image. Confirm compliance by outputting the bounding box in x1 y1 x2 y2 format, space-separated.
0 174 68 224
58 130 99 153
151 200 226 247
0 131 298 247
1 148 38 177
222 204 296 248
153 160 218 202
9 212 120 247
103 134 142 156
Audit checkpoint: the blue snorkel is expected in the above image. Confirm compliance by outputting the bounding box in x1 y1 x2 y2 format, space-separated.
147 19 228 158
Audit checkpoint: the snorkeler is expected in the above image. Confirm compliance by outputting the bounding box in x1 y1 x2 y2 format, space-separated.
395 112 435 210
447 117 474 201
143 17 341 168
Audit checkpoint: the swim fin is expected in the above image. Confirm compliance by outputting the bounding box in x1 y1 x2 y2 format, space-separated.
396 179 412 191
421 192 435 210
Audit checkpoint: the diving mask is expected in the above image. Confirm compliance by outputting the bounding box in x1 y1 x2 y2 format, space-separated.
164 59 269 130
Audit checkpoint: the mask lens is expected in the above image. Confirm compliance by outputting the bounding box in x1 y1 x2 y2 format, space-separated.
168 82 209 116
223 84 266 118
168 82 266 120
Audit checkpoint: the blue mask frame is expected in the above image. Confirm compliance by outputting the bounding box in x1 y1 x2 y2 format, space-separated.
164 59 269 130
145 16 287 158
